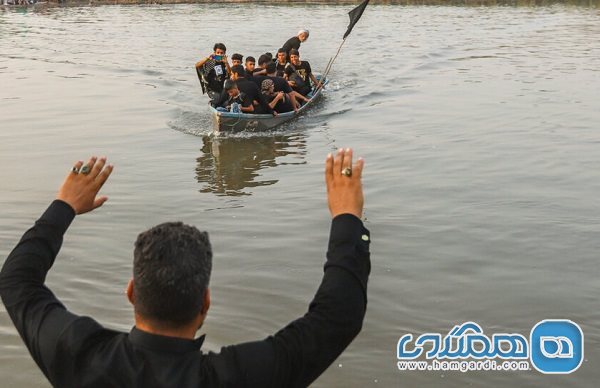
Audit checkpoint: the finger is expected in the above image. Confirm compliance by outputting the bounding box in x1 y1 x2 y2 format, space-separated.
94 164 113 189
70 160 84 175
353 157 365 180
90 156 107 179
333 148 343 178
81 156 98 176
93 196 108 210
341 148 353 172
325 153 334 190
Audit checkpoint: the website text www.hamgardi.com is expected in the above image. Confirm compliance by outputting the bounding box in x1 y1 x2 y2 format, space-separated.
398 359 530 372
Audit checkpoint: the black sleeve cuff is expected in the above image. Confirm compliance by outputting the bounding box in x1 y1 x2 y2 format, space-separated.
325 214 371 302
39 200 76 235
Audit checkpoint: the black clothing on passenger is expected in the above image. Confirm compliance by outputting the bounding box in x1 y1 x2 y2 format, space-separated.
202 59 228 94
257 75 295 113
269 76 295 112
282 36 302 59
270 75 293 94
251 74 269 90
0 200 370 388
276 61 292 78
236 78 274 114
226 91 253 111
285 61 313 96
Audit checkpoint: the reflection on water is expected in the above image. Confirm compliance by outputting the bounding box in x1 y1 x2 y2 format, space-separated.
196 133 307 196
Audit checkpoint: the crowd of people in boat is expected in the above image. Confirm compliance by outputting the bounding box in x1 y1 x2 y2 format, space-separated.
195 30 322 116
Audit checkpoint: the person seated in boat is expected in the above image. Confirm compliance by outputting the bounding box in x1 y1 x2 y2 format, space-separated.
215 80 254 113
260 79 286 112
281 29 309 60
264 62 309 113
231 53 243 67
229 65 277 116
285 49 321 96
251 54 271 77
275 48 292 77
195 43 231 98
245 56 256 79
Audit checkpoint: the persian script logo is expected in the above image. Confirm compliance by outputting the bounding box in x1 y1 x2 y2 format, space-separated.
397 320 584 374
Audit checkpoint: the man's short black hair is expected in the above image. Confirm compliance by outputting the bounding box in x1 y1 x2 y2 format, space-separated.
213 43 227 52
265 62 277 75
258 54 271 66
230 64 246 77
133 222 212 327
245 56 255 64
231 53 243 61
264 52 273 61
277 48 286 54
289 49 300 57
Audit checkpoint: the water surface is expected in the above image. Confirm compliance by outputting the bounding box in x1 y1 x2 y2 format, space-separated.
1 3 599 387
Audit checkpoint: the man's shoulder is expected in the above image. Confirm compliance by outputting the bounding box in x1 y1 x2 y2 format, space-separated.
270 76 287 86
284 36 299 45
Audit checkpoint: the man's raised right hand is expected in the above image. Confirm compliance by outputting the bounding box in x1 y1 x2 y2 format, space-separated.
325 148 364 219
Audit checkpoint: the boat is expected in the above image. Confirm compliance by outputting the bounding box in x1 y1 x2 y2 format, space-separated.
208 77 327 134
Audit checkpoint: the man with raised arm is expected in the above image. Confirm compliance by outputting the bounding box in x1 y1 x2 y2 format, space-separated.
0 149 370 387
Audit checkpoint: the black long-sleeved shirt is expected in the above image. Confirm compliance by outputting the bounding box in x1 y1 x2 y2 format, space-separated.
0 200 371 387
281 36 302 59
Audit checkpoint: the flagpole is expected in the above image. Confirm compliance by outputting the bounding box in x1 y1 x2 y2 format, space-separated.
315 37 347 94
313 0 369 94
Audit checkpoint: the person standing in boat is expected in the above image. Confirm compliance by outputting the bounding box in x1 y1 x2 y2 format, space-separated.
285 49 321 96
281 29 309 59
195 43 231 99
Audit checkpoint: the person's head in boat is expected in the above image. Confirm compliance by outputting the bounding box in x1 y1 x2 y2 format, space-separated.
289 49 301 66
245 56 256 75
229 65 246 81
212 43 226 61
298 29 309 42
265 62 277 77
276 48 287 64
261 78 275 96
129 222 212 335
258 54 271 70
223 79 240 98
231 53 243 67
264 52 274 62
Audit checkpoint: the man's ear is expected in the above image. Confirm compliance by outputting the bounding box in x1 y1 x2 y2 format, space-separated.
126 279 135 305
201 288 211 316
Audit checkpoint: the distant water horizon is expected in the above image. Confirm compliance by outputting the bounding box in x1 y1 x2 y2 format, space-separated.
3 0 600 9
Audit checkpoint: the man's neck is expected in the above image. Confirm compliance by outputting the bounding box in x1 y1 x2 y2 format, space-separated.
135 319 199 340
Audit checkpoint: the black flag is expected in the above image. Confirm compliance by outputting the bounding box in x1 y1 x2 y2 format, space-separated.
343 0 370 39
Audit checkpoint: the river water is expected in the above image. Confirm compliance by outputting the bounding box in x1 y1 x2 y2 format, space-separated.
1 3 599 387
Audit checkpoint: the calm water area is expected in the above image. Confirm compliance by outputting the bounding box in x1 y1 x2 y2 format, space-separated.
1 2 599 387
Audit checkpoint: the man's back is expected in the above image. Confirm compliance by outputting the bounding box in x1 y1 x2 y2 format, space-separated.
0 149 369 387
